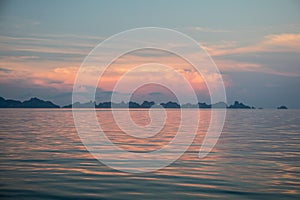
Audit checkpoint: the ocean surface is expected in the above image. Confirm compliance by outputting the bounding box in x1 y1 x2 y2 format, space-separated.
0 109 299 199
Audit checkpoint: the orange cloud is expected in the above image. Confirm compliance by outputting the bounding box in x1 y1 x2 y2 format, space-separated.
31 66 78 89
264 34 300 48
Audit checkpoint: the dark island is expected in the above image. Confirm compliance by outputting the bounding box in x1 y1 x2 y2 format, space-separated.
228 101 251 109
277 105 288 109
0 96 289 109
64 100 176 108
0 97 60 108
63 100 253 109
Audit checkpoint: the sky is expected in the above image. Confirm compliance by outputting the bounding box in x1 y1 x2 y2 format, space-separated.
0 0 299 108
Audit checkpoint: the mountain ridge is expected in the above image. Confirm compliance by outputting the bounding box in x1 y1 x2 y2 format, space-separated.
0 96 288 109
0 97 60 108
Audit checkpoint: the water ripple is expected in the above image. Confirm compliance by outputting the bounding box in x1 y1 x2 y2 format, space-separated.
0 109 299 199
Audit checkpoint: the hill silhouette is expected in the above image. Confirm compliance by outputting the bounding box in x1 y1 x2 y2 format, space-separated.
64 101 175 108
228 101 251 109
0 96 289 109
277 105 288 109
63 100 254 109
0 97 60 108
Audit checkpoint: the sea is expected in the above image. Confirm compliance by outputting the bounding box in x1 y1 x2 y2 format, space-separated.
0 109 299 200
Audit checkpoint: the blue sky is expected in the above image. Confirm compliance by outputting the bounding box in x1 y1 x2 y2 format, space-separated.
0 0 299 107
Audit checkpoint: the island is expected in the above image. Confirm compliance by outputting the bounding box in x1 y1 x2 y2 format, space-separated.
227 101 251 109
277 105 288 109
0 96 288 109
63 100 252 109
64 100 178 108
0 97 60 108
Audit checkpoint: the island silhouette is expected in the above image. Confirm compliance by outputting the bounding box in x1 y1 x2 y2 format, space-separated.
0 97 59 108
277 105 288 109
0 96 288 109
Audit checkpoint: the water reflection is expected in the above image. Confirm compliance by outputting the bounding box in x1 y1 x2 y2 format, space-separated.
0 109 299 199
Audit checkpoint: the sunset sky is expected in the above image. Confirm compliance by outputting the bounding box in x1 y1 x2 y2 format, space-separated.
0 0 300 108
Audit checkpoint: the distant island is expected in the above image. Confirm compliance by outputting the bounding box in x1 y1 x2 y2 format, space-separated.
0 97 59 108
0 96 288 109
64 100 256 109
63 100 249 109
277 105 288 109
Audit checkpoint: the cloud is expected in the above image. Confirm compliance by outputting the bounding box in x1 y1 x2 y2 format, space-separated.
148 92 163 96
32 66 78 89
205 33 300 56
216 59 299 77
202 33 300 77
187 26 233 33
214 59 262 71
130 49 172 58
0 65 79 92
0 33 105 63
263 34 300 49
54 66 78 75
0 67 13 73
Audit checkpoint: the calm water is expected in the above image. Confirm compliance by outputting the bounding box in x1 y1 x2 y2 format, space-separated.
0 109 299 199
